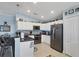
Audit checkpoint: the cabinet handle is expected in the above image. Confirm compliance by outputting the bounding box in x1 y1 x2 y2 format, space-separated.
53 28 55 40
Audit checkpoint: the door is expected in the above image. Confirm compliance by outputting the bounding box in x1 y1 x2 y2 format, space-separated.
20 41 34 57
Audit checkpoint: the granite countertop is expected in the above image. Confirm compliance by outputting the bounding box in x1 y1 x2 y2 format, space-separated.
20 37 34 42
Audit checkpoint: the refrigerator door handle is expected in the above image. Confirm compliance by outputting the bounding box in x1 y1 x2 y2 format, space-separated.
53 28 55 40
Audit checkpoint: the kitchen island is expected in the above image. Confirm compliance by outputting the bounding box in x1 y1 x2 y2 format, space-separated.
14 37 34 57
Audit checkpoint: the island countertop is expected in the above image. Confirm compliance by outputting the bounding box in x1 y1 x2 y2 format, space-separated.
20 37 34 42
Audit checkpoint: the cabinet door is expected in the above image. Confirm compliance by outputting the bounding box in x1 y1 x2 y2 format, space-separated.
40 24 50 31
40 24 46 30
63 16 79 56
20 41 34 57
17 21 33 30
25 22 33 30
17 22 23 30
42 35 50 45
14 38 20 57
70 17 79 56
22 22 26 30
63 19 72 56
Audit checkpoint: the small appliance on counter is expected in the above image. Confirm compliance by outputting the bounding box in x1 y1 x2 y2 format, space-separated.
20 32 24 41
20 32 29 41
15 32 20 37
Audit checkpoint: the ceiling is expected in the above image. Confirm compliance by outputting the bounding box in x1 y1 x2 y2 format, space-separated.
0 2 79 22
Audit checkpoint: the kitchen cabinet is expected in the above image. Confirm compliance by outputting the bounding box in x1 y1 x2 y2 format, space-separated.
16 21 33 30
41 35 50 45
40 24 45 30
23 22 33 30
16 21 42 30
22 22 26 30
17 21 24 30
14 37 34 57
40 24 50 31
20 41 34 57
14 38 20 57
63 16 79 56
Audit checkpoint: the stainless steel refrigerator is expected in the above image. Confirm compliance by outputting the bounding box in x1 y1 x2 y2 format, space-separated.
50 24 63 53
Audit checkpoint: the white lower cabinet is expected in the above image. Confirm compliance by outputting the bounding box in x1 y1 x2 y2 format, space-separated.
14 38 34 57
41 35 50 45
14 38 20 57
20 41 34 57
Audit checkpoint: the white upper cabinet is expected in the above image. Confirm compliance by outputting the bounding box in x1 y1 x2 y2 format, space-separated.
41 35 50 45
16 21 33 30
40 24 46 30
16 20 42 30
40 24 50 31
16 12 42 30
23 22 33 30
16 21 24 30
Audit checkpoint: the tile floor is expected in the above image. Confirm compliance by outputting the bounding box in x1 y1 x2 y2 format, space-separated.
34 43 69 57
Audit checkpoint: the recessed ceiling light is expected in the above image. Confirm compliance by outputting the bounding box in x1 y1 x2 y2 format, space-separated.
27 10 31 13
51 11 54 14
33 1 38 4
41 16 44 18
